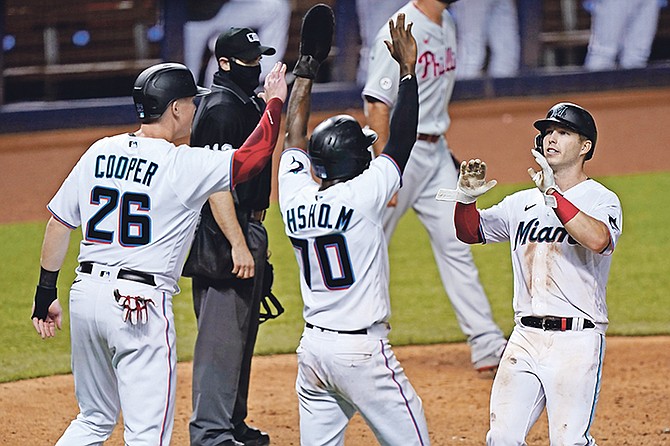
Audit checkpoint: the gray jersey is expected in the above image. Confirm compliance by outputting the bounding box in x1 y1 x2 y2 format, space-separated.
363 1 457 136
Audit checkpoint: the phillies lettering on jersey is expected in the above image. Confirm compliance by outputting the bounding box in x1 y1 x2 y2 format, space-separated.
417 47 456 79
362 2 457 136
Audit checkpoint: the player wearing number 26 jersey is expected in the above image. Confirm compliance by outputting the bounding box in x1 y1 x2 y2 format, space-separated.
30 62 287 446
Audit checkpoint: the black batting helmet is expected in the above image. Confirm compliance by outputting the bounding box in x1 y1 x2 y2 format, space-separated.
533 102 597 160
308 115 378 181
132 63 210 123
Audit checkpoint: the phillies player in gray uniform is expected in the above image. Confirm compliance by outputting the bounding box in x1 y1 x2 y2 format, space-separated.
437 102 622 445
363 0 507 371
30 62 287 445
280 8 430 445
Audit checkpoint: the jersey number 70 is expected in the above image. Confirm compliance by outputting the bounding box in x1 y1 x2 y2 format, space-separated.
289 234 355 290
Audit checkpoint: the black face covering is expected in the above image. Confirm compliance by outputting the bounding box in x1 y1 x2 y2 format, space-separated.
229 59 261 95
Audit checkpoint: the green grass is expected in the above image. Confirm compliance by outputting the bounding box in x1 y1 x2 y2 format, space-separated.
1 172 668 382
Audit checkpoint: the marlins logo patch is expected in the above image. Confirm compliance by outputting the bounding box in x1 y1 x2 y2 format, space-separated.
608 215 619 231
289 156 304 173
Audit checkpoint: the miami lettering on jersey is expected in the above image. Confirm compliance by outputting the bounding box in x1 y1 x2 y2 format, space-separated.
417 47 456 79
513 218 578 251
94 154 158 187
284 203 354 234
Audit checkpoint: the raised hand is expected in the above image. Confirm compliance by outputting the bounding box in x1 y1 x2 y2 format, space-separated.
260 62 288 103
436 159 497 204
528 149 559 194
384 13 417 78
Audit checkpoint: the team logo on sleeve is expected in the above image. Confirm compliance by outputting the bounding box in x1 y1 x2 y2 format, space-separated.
289 156 304 174
608 215 619 231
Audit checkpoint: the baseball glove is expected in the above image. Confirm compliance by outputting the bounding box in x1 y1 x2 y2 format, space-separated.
293 3 335 79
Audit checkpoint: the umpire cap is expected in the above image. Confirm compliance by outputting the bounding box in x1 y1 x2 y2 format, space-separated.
309 115 377 181
533 102 597 160
133 62 210 124
215 27 276 60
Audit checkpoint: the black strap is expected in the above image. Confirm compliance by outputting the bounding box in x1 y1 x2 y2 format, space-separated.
79 262 156 286
521 316 595 331
306 322 367 335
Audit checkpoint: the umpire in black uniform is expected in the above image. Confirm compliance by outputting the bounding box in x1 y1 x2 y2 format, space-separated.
183 27 276 446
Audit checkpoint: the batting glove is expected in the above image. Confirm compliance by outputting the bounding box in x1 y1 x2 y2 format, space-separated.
436 159 497 204
527 149 562 207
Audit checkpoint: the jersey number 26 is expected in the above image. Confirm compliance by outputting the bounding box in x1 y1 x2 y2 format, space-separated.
86 186 151 246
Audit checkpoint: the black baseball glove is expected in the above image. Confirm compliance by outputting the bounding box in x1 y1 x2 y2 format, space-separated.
293 3 335 79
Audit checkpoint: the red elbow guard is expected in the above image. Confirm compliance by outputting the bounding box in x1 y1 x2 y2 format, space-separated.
454 202 483 244
232 97 283 185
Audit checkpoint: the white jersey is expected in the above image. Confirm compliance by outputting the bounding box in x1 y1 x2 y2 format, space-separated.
478 179 623 332
278 149 401 331
362 1 457 136
48 133 235 292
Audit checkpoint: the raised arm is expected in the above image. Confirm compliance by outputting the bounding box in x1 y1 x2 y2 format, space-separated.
378 13 418 175
284 3 334 151
232 62 287 185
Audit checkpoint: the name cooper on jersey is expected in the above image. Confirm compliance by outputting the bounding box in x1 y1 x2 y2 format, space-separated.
94 154 159 187
284 203 354 234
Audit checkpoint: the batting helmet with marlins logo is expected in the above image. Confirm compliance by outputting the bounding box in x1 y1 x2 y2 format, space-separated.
132 62 210 123
308 115 378 181
533 102 598 160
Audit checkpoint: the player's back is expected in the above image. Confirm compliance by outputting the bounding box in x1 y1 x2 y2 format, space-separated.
48 133 235 291
278 149 401 330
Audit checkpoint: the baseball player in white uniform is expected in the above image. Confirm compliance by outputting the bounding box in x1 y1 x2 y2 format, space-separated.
437 102 622 444
583 0 667 70
363 0 508 371
30 62 287 445
449 0 520 79
280 10 430 445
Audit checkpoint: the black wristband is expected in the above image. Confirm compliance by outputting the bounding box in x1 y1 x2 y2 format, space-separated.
32 285 57 320
293 55 321 79
38 266 59 288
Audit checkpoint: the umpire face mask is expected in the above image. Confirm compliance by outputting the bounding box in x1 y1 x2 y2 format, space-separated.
228 58 262 95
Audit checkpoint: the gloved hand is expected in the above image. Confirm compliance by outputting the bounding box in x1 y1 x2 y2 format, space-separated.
435 159 497 204
527 149 562 207
293 4 335 79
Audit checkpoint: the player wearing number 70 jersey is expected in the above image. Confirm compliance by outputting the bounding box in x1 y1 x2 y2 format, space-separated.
30 62 286 445
279 9 430 445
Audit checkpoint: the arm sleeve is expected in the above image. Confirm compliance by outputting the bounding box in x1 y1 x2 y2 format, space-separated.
380 75 418 174
454 202 483 244
232 98 283 185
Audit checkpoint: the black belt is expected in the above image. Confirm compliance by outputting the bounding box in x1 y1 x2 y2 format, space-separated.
306 322 367 335
417 133 441 143
521 316 595 331
79 262 156 286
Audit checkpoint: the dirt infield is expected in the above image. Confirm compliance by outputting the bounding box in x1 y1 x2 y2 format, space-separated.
2 87 670 445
